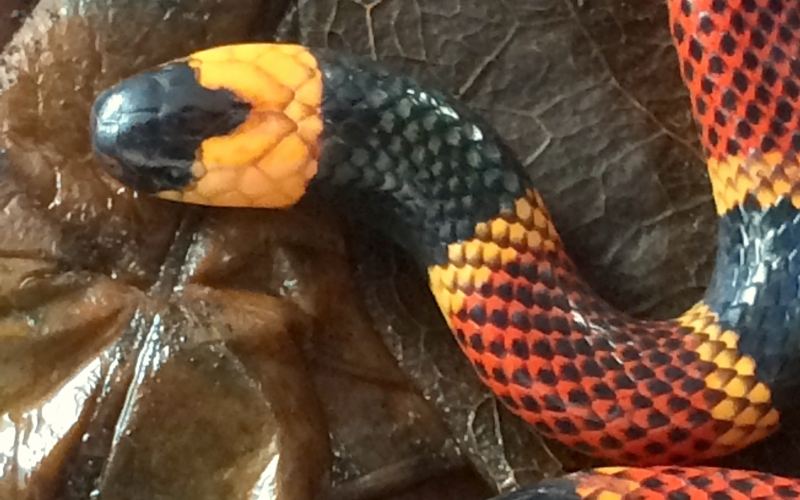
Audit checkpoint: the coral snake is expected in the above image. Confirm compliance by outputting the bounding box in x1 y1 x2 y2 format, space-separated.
87 0 800 498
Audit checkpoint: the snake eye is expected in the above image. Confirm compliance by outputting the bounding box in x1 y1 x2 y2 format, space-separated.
96 153 123 180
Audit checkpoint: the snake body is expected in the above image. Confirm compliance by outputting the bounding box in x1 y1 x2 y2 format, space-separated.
88 0 800 497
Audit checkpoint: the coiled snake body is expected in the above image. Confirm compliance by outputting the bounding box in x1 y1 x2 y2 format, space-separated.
88 0 800 498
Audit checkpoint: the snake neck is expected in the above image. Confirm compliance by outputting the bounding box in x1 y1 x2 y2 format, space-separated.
309 50 536 268
305 39 796 463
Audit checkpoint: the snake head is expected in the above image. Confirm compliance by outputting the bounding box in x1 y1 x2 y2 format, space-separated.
90 43 323 208
91 61 250 195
